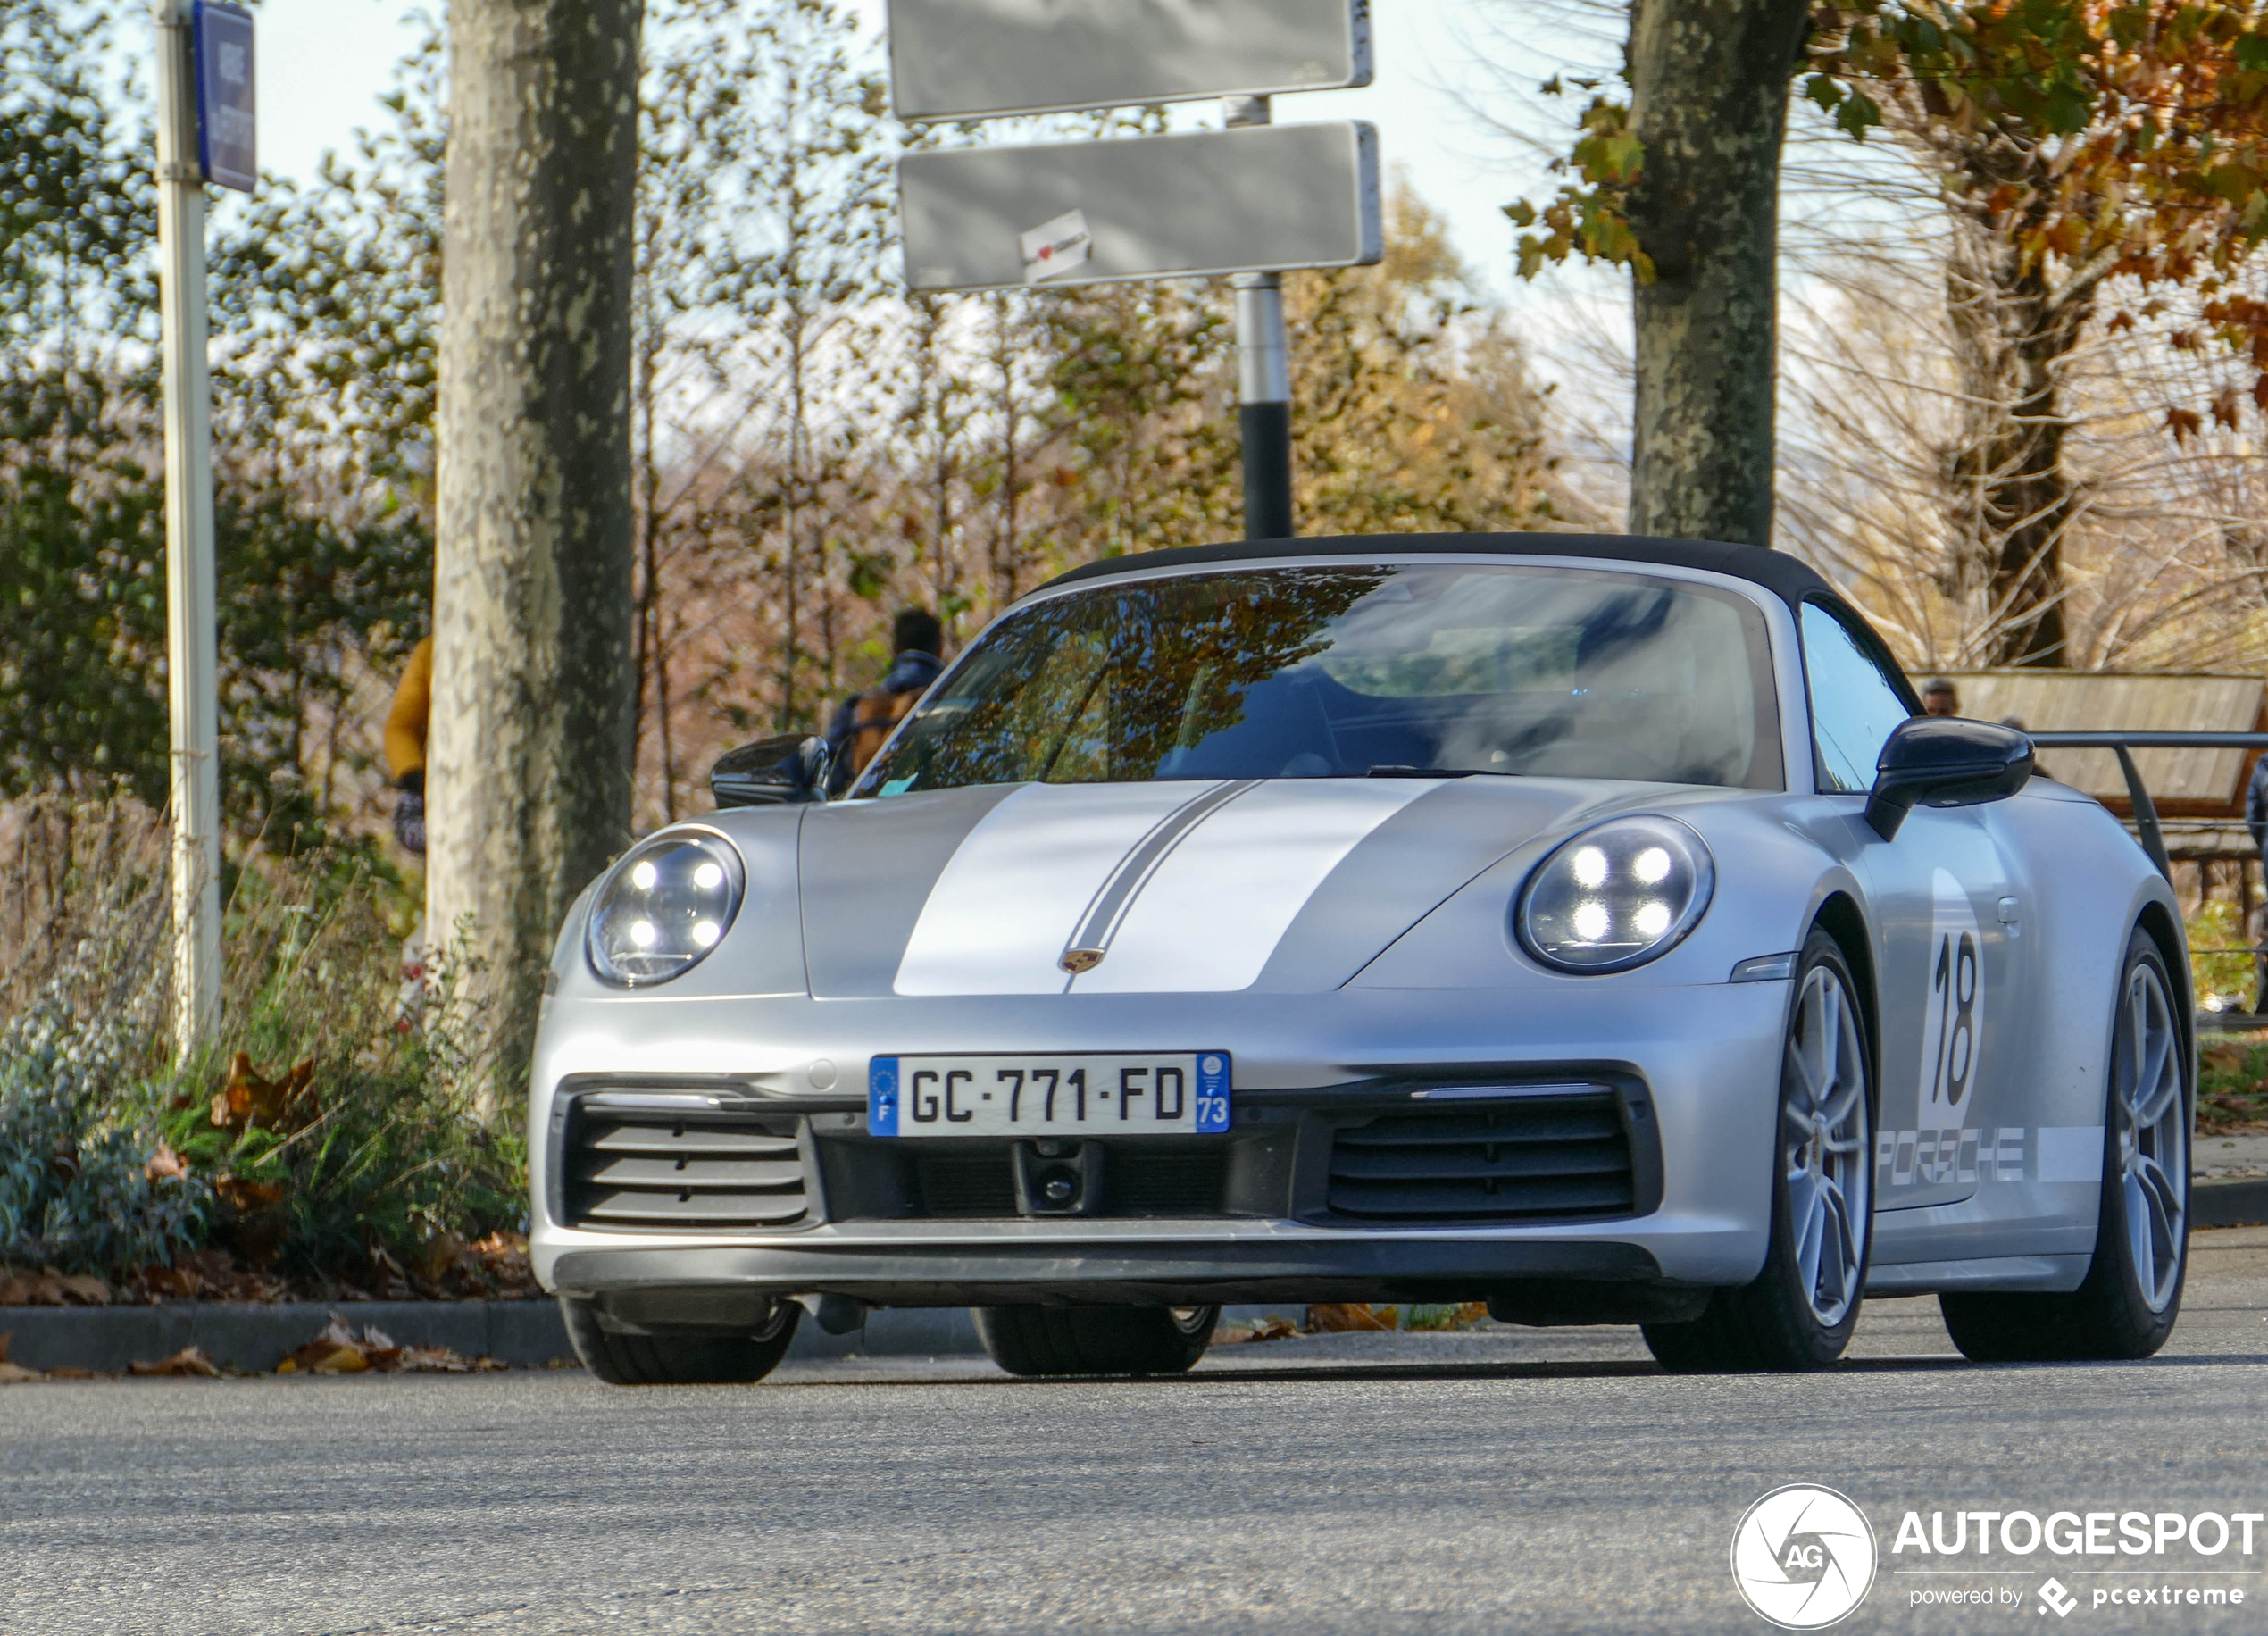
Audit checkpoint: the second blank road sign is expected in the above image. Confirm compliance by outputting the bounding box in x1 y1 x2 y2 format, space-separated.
888 0 1370 123
901 123 1380 293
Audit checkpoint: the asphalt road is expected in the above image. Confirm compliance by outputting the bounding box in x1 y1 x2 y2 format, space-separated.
6 1231 2267 1636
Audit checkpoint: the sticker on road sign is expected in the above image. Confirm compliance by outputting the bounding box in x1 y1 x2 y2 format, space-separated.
1021 209 1091 283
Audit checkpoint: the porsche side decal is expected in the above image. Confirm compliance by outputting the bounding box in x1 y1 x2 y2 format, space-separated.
1875 1125 2105 1188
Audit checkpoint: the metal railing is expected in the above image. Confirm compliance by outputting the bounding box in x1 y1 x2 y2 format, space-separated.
2023 730 2268 883
2026 731 2268 1028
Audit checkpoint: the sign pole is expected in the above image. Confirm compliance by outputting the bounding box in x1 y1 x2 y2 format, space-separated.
1225 96 1293 540
155 0 222 1057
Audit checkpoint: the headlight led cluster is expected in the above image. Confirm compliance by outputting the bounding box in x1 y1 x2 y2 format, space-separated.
587 830 746 986
1516 815 1714 973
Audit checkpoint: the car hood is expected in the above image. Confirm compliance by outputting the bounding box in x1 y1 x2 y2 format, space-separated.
795 777 1697 998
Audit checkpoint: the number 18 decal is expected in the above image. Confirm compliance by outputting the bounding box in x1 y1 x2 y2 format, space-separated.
1919 869 1986 1119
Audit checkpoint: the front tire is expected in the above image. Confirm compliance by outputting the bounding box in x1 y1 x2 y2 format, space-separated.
561 1296 801 1385
974 1305 1219 1377
1941 928 2189 1363
1645 928 1873 1373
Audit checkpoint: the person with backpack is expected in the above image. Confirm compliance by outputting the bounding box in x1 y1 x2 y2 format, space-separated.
384 635 432 856
825 608 945 794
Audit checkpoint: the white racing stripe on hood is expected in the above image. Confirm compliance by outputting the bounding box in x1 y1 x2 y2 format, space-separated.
892 781 1219 996
1071 780 1431 993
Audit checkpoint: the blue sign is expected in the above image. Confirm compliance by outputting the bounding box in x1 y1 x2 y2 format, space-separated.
1195 1052 1231 1133
191 2 255 193
868 1057 900 1137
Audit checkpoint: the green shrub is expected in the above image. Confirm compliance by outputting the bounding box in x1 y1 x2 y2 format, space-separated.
163 856 526 1278
0 902 211 1273
1 796 524 1284
2188 898 2255 1014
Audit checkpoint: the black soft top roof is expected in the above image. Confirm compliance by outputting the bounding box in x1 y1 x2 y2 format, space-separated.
1038 532 1837 611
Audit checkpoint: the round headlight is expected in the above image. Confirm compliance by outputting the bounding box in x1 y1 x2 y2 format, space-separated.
587 830 746 986
1516 815 1714 973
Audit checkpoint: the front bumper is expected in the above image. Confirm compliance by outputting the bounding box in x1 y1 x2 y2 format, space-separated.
529 982 1789 1311
552 1233 1671 1320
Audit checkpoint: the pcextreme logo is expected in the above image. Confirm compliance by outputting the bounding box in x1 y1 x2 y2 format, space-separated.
1731 1485 1880 1629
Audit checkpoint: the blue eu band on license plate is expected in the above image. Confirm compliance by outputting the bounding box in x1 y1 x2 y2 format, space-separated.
868 1053 1230 1138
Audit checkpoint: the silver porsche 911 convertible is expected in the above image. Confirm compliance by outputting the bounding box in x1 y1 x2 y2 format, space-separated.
531 534 2192 1384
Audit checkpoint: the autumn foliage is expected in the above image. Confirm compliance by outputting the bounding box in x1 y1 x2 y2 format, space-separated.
1522 4 2268 409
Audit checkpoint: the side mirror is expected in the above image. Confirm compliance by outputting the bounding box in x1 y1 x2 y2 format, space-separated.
1865 717 2033 840
711 734 830 809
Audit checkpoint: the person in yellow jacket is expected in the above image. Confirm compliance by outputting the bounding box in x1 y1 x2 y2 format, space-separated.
385 636 430 856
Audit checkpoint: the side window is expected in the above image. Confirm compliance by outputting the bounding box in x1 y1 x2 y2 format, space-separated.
1800 602 1915 793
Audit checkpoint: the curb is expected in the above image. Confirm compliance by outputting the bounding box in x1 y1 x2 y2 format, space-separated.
0 1299 571 1375
0 1298 981 1375
2197 1176 2268 1229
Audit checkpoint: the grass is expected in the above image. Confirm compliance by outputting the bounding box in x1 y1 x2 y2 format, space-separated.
2199 1041 2268 1131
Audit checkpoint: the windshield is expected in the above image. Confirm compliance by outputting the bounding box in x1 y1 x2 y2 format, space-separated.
855 563 1782 796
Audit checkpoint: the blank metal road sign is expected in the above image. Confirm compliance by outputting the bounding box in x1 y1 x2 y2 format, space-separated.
900 123 1380 292
888 0 1370 123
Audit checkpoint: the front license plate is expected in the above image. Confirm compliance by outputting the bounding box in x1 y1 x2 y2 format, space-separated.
868 1053 1230 1138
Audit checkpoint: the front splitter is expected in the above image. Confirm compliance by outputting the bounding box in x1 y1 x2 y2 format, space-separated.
551 1233 1671 1308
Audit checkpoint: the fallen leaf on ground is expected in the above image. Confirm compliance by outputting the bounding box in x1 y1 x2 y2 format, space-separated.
1305 1302 1398 1333
54 1273 110 1306
211 1052 318 1135
3 1270 68 1306
129 1346 221 1378
0 1362 38 1383
44 1366 97 1380
280 1318 482 1374
397 1346 472 1373
213 1175 287 1214
1212 1316 1299 1345
412 1231 465 1282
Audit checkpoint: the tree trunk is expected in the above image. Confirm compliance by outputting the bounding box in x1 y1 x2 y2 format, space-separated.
430 0 643 1082
1942 218 2088 667
1625 0 1811 546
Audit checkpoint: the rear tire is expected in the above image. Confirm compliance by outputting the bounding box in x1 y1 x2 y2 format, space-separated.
560 1296 801 1385
1941 928 2188 1363
1644 927 1873 1373
974 1305 1219 1377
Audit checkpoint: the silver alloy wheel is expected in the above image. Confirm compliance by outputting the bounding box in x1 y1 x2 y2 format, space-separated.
2113 957 2187 1312
1783 964 1871 1329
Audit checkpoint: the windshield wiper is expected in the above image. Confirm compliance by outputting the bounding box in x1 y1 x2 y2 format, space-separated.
1365 765 1478 779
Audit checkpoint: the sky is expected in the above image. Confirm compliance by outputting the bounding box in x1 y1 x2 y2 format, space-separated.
235 0 1597 301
